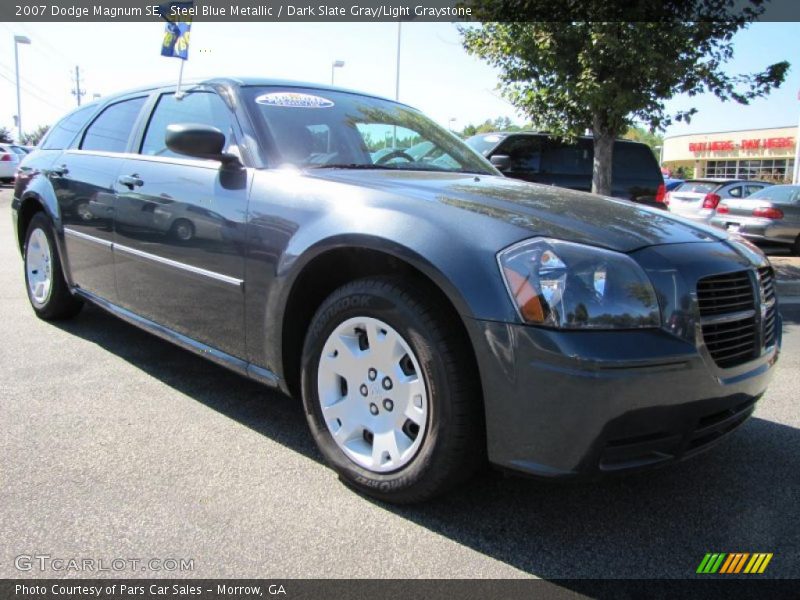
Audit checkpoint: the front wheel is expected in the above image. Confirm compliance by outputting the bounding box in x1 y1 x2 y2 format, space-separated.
301 276 484 503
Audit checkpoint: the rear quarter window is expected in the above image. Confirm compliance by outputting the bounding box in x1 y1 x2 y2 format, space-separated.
40 105 96 150
612 143 659 179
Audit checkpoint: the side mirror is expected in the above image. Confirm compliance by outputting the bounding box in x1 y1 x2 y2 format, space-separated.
490 154 511 171
165 123 241 167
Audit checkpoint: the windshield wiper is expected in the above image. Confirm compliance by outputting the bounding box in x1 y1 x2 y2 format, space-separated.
307 163 395 170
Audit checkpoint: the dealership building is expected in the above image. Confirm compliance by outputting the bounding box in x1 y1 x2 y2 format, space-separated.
661 125 796 182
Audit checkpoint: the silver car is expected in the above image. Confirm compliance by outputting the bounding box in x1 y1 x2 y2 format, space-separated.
710 184 800 255
666 179 771 224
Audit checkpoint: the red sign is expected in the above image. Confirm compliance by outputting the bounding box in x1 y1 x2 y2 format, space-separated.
689 137 795 153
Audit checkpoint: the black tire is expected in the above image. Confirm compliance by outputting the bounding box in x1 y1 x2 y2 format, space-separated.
171 219 195 242
301 276 484 504
23 212 83 321
792 234 800 257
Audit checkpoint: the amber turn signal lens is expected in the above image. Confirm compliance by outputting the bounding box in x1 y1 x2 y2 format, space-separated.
503 266 545 323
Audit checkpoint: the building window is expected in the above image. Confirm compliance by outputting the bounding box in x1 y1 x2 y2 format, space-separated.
705 159 795 183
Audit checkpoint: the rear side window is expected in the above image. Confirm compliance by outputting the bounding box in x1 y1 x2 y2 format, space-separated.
81 97 147 153
40 106 95 150
141 91 235 158
541 139 592 176
744 185 765 197
612 143 659 179
675 181 716 194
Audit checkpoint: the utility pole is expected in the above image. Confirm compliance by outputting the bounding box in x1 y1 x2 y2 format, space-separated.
71 65 85 106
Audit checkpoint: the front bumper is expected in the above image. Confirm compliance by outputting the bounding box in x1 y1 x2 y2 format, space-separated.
469 321 779 478
469 240 781 478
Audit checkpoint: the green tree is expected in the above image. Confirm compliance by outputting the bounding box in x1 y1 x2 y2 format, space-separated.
0 127 13 144
21 125 49 146
460 2 788 195
458 116 532 138
623 126 664 159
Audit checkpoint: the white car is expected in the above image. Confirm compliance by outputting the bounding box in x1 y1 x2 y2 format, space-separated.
666 179 771 224
0 144 22 183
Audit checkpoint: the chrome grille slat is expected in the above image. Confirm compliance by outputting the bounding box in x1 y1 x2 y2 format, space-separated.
697 271 758 368
758 267 778 348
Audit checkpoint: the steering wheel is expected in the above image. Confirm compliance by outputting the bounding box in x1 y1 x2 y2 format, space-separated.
375 149 415 165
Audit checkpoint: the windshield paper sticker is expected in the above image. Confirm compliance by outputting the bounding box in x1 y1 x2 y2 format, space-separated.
255 92 334 108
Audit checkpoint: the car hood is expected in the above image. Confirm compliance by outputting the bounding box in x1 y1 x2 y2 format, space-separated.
308 170 724 253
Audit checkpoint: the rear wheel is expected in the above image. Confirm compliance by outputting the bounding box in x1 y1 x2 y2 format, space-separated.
301 276 484 503
792 234 800 257
171 219 194 242
23 212 83 320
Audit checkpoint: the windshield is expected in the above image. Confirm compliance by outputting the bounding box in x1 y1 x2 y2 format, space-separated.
243 86 495 175
674 181 717 194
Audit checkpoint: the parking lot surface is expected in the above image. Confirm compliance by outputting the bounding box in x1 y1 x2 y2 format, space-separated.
1 186 798 579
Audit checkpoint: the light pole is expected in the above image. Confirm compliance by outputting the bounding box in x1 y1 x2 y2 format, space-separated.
14 35 31 143
395 23 401 101
331 60 344 85
793 109 800 184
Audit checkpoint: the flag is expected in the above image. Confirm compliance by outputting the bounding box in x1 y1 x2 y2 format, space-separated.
159 1 193 60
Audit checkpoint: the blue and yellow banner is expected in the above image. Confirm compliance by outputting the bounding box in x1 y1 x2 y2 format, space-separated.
159 1 193 60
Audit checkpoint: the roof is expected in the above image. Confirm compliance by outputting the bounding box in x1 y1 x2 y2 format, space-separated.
90 76 415 110
471 131 643 144
682 178 773 185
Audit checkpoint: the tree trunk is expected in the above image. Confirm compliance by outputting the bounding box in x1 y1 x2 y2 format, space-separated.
591 126 614 197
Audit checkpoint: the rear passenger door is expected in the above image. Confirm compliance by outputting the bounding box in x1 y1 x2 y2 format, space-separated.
56 96 148 302
112 89 250 359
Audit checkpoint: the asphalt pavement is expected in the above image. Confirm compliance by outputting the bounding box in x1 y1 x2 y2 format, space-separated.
1 185 798 580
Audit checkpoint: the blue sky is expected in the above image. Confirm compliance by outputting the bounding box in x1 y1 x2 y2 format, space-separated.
0 21 798 138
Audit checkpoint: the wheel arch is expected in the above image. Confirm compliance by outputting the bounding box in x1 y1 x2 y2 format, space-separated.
16 181 72 288
277 238 480 401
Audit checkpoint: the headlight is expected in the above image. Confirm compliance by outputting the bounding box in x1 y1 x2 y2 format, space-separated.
497 238 661 329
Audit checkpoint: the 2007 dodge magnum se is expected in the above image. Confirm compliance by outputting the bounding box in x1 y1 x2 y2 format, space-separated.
12 78 780 503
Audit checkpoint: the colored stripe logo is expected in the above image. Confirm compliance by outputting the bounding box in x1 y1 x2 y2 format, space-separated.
697 553 773 574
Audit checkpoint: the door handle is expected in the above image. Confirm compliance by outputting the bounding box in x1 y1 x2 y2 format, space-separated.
51 164 69 176
118 174 144 189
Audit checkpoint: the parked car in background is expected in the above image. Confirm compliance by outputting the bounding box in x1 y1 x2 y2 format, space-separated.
666 179 772 224
465 132 666 208
10 145 33 155
711 184 800 255
664 177 684 192
11 78 780 503
0 144 22 183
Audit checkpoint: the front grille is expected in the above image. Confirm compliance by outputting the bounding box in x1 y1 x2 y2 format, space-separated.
696 271 754 315
759 267 777 348
697 271 758 368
